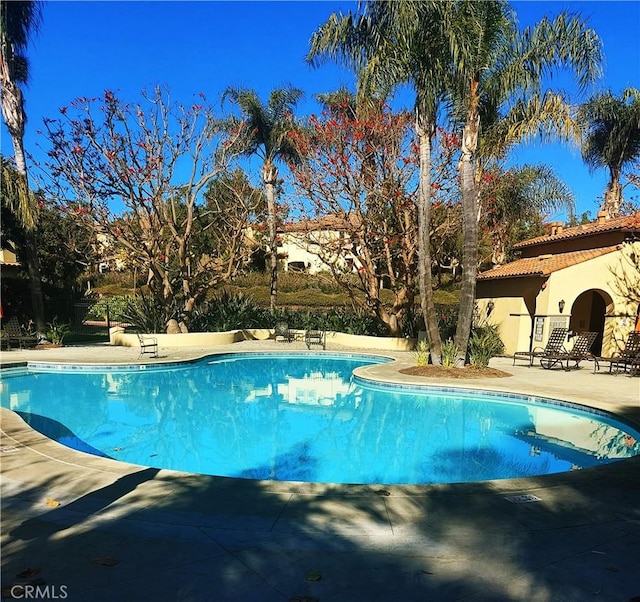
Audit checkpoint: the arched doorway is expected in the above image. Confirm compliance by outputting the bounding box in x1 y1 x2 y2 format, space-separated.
569 290 610 355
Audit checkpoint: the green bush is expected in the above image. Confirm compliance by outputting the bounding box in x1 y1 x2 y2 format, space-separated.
440 338 459 368
121 293 180 333
230 271 270 289
266 306 386 336
322 307 387 335
190 291 267 332
413 339 430 367
232 270 345 296
86 295 134 322
401 305 425 338
46 318 71 345
437 304 458 341
468 323 505 368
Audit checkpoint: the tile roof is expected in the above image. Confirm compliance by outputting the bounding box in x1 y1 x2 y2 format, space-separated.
513 211 640 249
477 245 620 280
282 213 361 233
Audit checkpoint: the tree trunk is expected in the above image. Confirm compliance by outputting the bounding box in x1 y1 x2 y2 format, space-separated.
604 169 622 217
2 80 47 336
262 161 279 312
454 103 481 367
416 113 443 364
22 227 46 337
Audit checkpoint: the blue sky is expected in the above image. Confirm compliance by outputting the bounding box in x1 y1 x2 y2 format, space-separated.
5 0 640 220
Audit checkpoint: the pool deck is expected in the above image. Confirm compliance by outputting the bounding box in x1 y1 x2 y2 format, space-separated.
1 340 639 601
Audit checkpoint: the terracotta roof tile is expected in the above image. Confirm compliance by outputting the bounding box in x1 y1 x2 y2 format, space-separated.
477 245 620 280
513 211 640 249
282 213 361 233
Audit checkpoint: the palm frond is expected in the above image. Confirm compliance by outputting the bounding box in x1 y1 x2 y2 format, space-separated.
0 157 37 229
0 0 42 84
221 85 303 165
480 91 579 158
578 87 640 174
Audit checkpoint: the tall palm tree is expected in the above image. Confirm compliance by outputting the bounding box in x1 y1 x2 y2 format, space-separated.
308 0 451 363
445 1 602 365
0 0 45 335
222 86 303 311
578 88 640 216
308 0 601 365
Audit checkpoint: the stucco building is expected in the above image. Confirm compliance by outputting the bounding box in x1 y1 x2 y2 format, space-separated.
276 214 361 275
476 210 640 358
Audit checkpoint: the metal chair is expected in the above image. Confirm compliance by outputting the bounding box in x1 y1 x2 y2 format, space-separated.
305 329 326 350
274 322 292 343
513 327 568 367
2 316 38 349
540 331 598 371
137 332 158 358
593 331 640 374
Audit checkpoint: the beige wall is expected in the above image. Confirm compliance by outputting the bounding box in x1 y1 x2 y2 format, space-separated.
477 243 640 357
280 230 360 275
110 327 415 352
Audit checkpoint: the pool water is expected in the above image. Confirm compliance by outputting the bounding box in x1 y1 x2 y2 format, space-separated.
1 353 639 485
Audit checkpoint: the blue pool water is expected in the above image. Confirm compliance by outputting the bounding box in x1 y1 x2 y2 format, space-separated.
1 353 639 485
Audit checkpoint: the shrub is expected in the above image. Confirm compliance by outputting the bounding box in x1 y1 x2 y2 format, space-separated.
46 318 71 345
468 323 505 368
322 307 387 335
440 338 459 368
121 293 180 333
264 306 386 336
401 305 425 338
437 304 458 341
86 295 134 322
190 291 267 332
413 339 430 367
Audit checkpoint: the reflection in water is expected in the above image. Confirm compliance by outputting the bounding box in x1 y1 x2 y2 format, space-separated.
1 355 638 485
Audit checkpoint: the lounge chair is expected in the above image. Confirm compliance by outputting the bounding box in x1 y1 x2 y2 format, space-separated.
593 331 640 375
540 331 598 371
305 329 326 350
137 332 158 358
513 327 568 367
2 316 38 349
274 322 292 343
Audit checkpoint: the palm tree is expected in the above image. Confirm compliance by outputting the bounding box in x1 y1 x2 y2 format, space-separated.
222 86 303 311
445 2 602 365
308 0 601 365
0 0 45 335
578 88 640 216
308 0 451 363
479 164 575 266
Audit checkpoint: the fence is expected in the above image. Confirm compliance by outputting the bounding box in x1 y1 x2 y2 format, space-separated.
71 300 129 338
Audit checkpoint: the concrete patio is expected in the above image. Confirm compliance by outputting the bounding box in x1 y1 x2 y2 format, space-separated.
1 340 639 601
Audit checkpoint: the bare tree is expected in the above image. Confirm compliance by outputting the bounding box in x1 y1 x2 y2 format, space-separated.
37 87 252 326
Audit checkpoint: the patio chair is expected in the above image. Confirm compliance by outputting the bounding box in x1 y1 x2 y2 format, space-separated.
137 332 158 358
593 331 640 375
540 331 598 371
305 329 326 350
513 327 568 367
274 322 292 343
2 316 38 350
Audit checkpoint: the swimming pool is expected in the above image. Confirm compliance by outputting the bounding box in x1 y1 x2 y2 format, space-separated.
1 353 639 485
